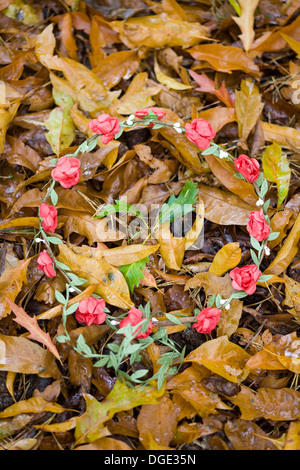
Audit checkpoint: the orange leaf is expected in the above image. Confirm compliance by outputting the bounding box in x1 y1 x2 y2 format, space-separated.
6 299 61 363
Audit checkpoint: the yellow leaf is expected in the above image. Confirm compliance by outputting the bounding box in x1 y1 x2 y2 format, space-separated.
0 258 31 320
235 79 264 146
57 244 134 309
110 13 209 49
154 55 192 91
280 33 300 57
155 222 185 270
232 0 260 52
101 244 160 266
184 335 250 383
0 397 66 418
264 212 300 276
209 242 242 276
111 72 161 115
261 121 300 151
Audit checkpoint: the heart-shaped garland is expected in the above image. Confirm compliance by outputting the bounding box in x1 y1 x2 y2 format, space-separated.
34 107 279 388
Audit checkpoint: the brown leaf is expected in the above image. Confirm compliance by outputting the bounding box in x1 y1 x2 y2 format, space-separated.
0 257 31 320
187 44 261 78
137 393 177 449
7 299 61 362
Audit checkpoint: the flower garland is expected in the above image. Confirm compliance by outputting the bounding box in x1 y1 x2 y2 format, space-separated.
34 107 279 389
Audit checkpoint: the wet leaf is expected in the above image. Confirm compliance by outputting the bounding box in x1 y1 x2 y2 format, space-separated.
0 258 31 320
209 242 242 276
262 143 291 207
184 335 251 383
137 393 177 449
187 44 261 77
0 334 60 378
232 0 260 52
74 380 165 445
230 385 300 421
235 79 264 147
57 244 134 309
7 299 61 362
110 13 209 49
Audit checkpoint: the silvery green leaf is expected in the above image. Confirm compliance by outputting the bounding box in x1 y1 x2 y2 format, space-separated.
55 290 66 305
250 236 261 251
258 274 273 283
268 231 280 241
65 302 80 316
47 236 63 245
165 313 182 325
56 335 68 343
56 260 71 271
50 189 58 206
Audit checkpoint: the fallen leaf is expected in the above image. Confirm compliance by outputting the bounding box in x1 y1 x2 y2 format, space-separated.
7 298 61 362
262 143 291 207
209 242 242 276
57 244 134 309
232 0 260 52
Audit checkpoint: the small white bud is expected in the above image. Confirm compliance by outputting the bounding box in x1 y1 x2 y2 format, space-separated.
174 127 183 133
264 246 271 256
219 299 228 305
225 304 231 310
256 198 264 207
219 149 229 160
152 317 158 322
173 122 181 128
110 320 120 326
35 237 45 243
69 287 76 293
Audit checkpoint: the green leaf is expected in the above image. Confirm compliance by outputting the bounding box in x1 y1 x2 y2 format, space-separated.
95 199 141 219
50 188 58 207
55 290 66 305
262 143 291 207
46 236 63 245
44 91 76 156
158 180 198 225
119 257 149 293
164 313 182 325
268 231 280 241
228 0 242 16
258 274 273 283
250 236 261 251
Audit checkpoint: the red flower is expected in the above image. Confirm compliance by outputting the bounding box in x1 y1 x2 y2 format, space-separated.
247 209 270 242
119 307 154 339
88 114 121 144
185 119 216 150
229 264 262 295
75 297 107 326
39 203 57 233
192 307 221 334
234 154 260 183
51 156 81 189
37 250 56 278
135 107 166 120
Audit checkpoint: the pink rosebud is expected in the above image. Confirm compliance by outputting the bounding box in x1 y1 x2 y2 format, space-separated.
37 250 56 278
229 264 262 295
75 297 107 326
234 154 260 183
185 118 216 150
192 307 221 334
88 114 121 145
135 107 166 120
39 203 57 233
51 156 81 189
119 307 154 339
247 209 270 242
